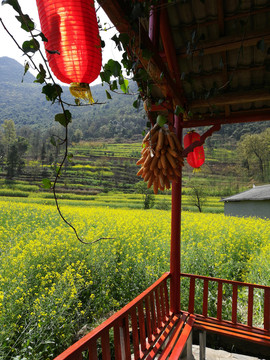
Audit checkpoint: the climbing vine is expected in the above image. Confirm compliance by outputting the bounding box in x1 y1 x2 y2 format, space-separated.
0 0 140 243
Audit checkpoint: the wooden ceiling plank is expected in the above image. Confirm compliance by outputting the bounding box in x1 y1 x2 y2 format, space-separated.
217 0 231 117
182 65 265 82
189 90 270 108
173 6 270 31
182 110 270 128
160 6 181 87
176 30 270 58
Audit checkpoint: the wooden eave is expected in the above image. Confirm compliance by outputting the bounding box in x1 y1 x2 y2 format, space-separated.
98 0 270 128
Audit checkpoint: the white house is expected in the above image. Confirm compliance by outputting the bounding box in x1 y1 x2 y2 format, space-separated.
222 184 270 219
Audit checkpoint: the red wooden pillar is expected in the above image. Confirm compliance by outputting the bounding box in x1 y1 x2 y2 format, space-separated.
170 115 183 314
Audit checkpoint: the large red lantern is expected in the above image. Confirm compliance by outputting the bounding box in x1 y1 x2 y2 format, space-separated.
184 131 205 169
36 0 102 102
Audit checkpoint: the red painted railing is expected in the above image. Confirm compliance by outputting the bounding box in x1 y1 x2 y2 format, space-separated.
54 272 270 359
180 273 270 332
54 272 171 360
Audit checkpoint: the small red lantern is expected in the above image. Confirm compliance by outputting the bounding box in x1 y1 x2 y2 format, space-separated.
36 0 102 102
184 131 205 169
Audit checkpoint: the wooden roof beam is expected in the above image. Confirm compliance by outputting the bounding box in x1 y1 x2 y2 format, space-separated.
182 109 270 128
217 0 230 117
189 89 270 108
98 0 186 107
176 29 270 58
182 65 265 82
160 5 181 89
173 6 270 31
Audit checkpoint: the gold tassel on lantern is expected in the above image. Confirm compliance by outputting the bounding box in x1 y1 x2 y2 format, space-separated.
69 83 94 104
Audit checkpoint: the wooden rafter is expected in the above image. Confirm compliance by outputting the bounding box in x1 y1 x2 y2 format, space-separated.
181 65 265 82
182 109 270 128
97 0 186 108
189 89 270 108
176 29 270 58
217 0 230 117
172 6 270 32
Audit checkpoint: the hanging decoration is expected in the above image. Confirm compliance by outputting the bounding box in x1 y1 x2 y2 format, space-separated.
136 123 184 194
36 0 102 103
184 131 205 170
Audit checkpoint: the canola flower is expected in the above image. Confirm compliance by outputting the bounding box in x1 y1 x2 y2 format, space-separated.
0 200 269 359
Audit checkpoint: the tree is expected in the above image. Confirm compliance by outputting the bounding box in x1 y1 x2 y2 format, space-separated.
1 119 17 153
5 137 28 179
72 128 83 143
190 182 208 213
237 130 270 181
135 181 155 209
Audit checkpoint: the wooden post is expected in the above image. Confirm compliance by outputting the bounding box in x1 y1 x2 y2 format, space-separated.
170 115 182 314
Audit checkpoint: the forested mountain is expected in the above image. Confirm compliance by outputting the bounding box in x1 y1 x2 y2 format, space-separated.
1 56 269 142
0 57 145 141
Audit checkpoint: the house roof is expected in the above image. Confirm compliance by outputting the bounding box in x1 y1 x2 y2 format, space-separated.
222 184 270 202
98 0 270 128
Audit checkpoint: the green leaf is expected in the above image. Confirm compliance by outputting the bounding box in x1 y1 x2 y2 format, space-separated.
34 64 46 84
50 136 56 146
131 3 143 20
42 83 62 103
120 79 129 94
21 61 29 82
41 178 52 189
142 48 153 60
156 115 167 127
118 33 130 48
100 70 111 84
160 72 164 80
22 39 39 54
67 153 73 161
133 100 139 109
174 105 185 116
264 59 270 72
55 110 72 127
257 39 265 52
46 49 60 55
110 80 118 91
104 59 122 77
219 56 224 69
105 90 112 99
15 14 35 32
33 32 48 42
2 0 21 13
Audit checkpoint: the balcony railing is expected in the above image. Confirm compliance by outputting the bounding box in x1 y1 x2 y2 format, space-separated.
54 272 171 360
180 273 270 331
54 272 270 360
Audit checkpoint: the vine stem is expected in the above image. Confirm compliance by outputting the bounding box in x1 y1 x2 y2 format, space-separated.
52 125 112 245
1 12 113 245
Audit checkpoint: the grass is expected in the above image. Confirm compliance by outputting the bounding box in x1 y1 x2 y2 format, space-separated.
0 188 224 212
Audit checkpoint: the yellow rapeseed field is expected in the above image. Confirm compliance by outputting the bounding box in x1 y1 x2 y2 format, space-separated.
0 200 269 359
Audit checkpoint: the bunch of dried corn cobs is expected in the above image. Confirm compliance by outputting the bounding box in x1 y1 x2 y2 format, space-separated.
136 124 184 194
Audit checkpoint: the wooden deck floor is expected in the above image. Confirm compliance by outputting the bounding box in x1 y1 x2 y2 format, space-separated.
191 345 264 360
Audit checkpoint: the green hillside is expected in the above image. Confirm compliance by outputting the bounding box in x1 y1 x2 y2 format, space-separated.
1 56 270 141
0 57 145 140
0 56 269 211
